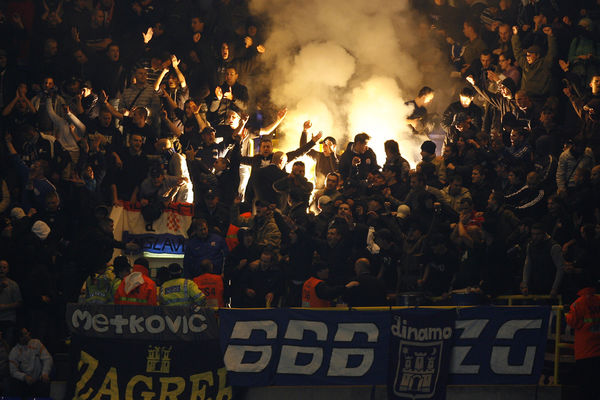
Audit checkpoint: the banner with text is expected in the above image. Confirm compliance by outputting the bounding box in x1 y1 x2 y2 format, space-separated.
110 202 193 255
66 304 231 399
389 309 455 400
448 306 551 385
219 307 550 386
219 308 390 386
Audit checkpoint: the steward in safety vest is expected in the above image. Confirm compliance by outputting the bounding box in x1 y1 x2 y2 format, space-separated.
302 262 348 308
80 258 122 304
114 257 158 305
193 259 225 307
159 263 206 306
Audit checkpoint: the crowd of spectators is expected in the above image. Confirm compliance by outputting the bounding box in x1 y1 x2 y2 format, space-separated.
0 0 599 395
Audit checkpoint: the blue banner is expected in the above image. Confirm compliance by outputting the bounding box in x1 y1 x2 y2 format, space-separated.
123 232 186 255
218 306 550 386
449 306 551 384
389 309 455 400
219 309 390 386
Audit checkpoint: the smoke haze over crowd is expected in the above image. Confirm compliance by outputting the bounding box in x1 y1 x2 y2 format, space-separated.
250 0 452 166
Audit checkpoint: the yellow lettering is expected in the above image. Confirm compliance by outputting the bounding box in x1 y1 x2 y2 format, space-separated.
189 371 214 400
125 375 155 400
158 377 185 400
92 367 119 400
74 351 98 400
215 367 233 400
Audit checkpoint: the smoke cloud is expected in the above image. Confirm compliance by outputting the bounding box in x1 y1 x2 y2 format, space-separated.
251 0 452 167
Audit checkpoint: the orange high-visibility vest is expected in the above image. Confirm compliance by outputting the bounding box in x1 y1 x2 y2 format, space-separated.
225 212 252 250
193 273 225 307
302 277 331 308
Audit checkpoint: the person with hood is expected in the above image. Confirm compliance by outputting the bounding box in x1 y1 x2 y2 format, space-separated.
114 257 157 305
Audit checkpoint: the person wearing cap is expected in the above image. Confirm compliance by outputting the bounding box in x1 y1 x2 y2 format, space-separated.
195 188 230 235
441 86 483 144
184 218 229 277
418 140 447 185
511 24 557 98
159 263 206 306
231 197 281 249
299 120 339 189
192 126 232 171
114 257 158 305
467 72 519 133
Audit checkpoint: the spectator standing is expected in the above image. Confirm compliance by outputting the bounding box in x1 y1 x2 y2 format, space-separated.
565 281 600 400
8 328 52 398
159 263 206 307
0 260 21 346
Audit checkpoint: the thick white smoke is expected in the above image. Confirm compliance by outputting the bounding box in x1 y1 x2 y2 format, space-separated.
251 0 450 167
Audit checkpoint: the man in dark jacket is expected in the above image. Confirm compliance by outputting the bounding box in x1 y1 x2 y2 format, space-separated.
343 258 387 307
338 133 379 181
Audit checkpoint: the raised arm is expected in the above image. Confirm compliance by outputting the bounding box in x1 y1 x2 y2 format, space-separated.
154 68 169 92
510 26 527 68
260 107 287 136
171 55 187 88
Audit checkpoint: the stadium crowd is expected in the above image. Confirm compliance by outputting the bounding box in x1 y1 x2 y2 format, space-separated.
0 0 600 396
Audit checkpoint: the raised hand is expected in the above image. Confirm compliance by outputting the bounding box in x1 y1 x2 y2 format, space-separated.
312 131 323 142
215 86 223 100
142 27 154 44
223 87 233 100
303 120 312 131
170 54 180 69
466 75 475 86
277 107 288 120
